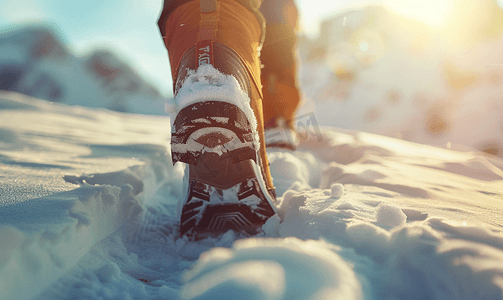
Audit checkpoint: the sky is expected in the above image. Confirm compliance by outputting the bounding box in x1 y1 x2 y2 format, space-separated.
1 0 501 97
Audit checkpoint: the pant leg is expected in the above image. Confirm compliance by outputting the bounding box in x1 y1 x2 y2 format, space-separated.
157 0 276 191
157 0 265 46
259 0 301 128
158 0 300 130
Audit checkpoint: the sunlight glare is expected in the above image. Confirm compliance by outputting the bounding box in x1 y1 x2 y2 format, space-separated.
359 41 369 52
384 0 453 26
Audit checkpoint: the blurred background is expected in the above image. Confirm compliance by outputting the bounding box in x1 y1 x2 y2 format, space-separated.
1 0 503 157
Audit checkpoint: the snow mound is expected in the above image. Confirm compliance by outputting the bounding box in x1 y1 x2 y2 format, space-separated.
181 238 362 300
0 184 141 300
330 183 345 198
63 167 145 196
271 186 503 299
267 149 318 196
375 202 407 227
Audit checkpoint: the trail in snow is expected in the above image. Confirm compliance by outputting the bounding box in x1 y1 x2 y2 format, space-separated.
1 91 503 300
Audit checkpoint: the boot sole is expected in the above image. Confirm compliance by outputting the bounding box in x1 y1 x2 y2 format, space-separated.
180 151 276 239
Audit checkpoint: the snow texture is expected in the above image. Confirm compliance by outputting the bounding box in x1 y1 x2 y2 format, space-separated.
0 74 503 300
1 86 503 300
0 184 141 300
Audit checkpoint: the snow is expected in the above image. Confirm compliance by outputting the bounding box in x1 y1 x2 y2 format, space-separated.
167 64 258 137
0 181 142 300
181 238 362 300
330 183 344 198
375 203 407 227
1 62 503 299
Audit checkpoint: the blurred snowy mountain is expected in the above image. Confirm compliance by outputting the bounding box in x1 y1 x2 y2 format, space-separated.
298 1 503 158
0 25 167 115
2 1 503 158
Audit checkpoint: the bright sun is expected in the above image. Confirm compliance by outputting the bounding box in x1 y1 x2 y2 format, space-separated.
384 0 455 27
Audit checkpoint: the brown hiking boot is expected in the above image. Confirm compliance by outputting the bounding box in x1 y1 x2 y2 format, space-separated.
161 0 277 239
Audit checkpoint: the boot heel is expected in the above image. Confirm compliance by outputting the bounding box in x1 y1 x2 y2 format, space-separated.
171 101 257 166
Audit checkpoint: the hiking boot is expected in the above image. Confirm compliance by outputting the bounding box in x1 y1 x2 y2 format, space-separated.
161 0 277 239
171 67 277 238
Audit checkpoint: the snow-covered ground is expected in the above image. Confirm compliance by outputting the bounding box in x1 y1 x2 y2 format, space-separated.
1 90 503 300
